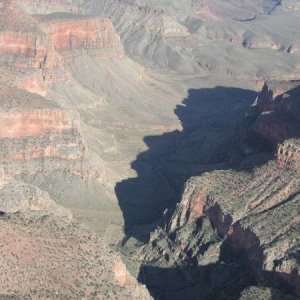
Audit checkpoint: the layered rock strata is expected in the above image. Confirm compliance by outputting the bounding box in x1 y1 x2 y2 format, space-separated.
140 161 300 299
0 17 123 70
0 86 91 181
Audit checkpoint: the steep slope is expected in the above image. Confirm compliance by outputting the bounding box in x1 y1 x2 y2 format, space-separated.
124 82 300 299
140 161 300 299
248 81 300 147
0 0 185 239
0 2 154 297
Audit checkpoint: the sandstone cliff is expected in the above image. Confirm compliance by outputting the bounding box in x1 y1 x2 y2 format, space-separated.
0 86 89 180
0 15 123 70
0 1 125 185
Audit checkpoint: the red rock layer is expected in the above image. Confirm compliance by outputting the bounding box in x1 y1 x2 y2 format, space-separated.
0 12 124 69
168 178 300 296
0 109 72 139
45 18 122 52
0 84 90 178
42 17 124 67
0 32 48 69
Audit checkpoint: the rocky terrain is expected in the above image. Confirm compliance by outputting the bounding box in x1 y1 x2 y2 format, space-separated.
120 82 300 299
0 212 150 299
83 0 300 79
0 0 300 299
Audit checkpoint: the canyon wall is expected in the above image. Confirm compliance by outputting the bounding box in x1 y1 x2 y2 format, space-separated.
140 160 300 298
0 17 123 69
0 87 89 181
136 81 300 299
0 1 124 180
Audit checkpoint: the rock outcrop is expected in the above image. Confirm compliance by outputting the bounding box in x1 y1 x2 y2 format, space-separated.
0 86 89 180
135 81 300 299
247 81 300 148
277 138 300 170
39 16 124 68
0 181 72 218
140 160 300 299
0 17 123 70
114 258 152 299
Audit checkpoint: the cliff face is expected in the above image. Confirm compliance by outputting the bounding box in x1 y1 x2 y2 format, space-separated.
0 7 149 292
141 163 300 299
39 16 124 68
247 81 300 148
0 18 123 69
0 2 124 181
0 87 88 181
0 109 72 139
0 0 124 102
137 81 300 299
0 0 123 66
0 32 48 70
45 18 122 52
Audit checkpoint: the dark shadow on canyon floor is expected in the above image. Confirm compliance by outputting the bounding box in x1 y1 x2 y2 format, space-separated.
114 86 300 299
115 86 267 242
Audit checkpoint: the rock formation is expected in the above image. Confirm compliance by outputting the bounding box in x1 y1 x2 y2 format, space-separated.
0 24 115 69
134 81 300 299
0 181 72 217
247 81 300 148
277 139 300 169
0 86 87 180
140 158 300 298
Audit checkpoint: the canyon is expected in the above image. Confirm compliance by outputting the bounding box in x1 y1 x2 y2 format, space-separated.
0 0 299 299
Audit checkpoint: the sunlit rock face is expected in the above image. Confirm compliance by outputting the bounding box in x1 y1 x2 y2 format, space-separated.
0 11 123 70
